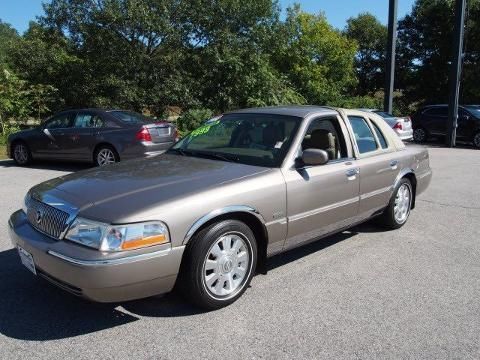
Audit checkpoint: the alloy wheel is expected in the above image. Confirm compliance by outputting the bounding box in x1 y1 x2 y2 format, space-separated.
202 232 251 299
394 183 411 224
474 133 480 149
97 148 116 166
413 128 426 143
14 144 29 165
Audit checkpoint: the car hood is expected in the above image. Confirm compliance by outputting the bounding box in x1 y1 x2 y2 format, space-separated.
30 154 270 219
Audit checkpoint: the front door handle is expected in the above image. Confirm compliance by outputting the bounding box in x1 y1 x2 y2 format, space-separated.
346 168 359 180
390 160 399 170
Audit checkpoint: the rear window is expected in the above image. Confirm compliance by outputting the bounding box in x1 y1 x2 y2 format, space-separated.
109 111 153 125
374 111 394 118
371 121 388 149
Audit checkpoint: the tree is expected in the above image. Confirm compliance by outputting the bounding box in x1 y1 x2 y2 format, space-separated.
271 6 358 105
397 0 480 106
344 13 387 96
0 20 19 66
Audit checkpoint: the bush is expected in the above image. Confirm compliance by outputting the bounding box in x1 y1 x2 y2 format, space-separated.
0 123 20 146
176 108 215 133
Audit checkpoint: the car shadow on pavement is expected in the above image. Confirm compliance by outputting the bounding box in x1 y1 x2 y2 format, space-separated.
0 159 91 172
0 226 376 339
0 249 139 341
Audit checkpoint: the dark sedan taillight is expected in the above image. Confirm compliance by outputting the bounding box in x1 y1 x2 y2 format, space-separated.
136 126 152 142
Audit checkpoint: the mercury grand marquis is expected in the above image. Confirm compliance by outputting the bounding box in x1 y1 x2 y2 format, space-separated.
9 106 432 309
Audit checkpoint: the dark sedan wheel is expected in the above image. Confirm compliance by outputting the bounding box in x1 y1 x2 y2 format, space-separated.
413 128 427 143
378 178 413 230
179 219 257 310
94 146 119 166
473 132 480 149
12 142 32 166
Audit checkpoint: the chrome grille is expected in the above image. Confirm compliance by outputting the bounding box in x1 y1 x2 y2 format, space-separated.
26 197 70 239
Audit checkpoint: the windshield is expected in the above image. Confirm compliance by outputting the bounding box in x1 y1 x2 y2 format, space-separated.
109 110 154 125
465 106 480 117
169 113 302 167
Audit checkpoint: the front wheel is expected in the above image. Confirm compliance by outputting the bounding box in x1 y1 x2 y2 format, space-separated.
413 127 428 143
378 178 413 230
12 142 32 166
179 219 257 310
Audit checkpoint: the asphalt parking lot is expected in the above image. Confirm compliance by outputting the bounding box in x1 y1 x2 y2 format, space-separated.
0 145 479 359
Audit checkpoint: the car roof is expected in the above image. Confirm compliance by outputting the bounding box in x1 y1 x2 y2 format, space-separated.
226 105 338 118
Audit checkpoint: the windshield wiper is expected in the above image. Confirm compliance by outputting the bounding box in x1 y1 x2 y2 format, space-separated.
167 148 188 156
193 151 240 163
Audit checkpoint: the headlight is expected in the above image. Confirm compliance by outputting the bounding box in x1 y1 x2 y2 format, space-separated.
65 217 170 252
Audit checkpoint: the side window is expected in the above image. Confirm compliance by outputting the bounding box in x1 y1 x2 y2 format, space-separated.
371 121 388 149
424 107 448 117
348 116 378 154
44 113 73 129
74 113 94 128
302 117 347 160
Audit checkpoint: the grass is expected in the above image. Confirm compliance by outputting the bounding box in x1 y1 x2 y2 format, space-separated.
0 145 8 160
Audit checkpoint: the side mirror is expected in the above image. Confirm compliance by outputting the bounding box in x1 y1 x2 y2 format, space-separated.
300 148 329 166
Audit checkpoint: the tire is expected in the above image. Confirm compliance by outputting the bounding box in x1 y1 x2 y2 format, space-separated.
473 132 480 149
94 145 119 166
12 141 32 166
179 219 257 310
413 127 428 143
378 178 413 230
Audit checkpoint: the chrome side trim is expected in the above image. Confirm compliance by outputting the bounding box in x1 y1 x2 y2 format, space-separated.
289 196 359 222
360 186 393 200
47 248 174 267
183 205 266 245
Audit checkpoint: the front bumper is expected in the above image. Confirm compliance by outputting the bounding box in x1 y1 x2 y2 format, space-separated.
8 210 185 302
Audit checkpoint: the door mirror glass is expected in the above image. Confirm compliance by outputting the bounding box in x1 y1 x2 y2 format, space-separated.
301 148 329 166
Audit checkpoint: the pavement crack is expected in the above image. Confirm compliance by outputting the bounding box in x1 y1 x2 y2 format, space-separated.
418 199 480 210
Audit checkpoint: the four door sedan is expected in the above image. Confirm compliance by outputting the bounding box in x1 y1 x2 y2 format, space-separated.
9 106 432 309
7 109 178 166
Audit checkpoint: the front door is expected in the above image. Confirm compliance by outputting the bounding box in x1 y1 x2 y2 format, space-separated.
34 112 75 159
282 116 360 249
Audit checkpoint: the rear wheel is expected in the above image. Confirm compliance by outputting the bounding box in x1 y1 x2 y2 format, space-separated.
179 219 257 310
473 132 480 149
12 141 32 166
378 178 413 230
413 127 428 143
94 145 119 166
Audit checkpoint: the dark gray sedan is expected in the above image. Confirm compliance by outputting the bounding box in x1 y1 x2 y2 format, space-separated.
7 109 178 166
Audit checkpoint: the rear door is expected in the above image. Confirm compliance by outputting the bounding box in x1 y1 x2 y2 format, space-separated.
347 114 400 216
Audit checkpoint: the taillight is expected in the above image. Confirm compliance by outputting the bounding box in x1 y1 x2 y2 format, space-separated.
136 126 152 142
393 122 403 130
172 128 179 142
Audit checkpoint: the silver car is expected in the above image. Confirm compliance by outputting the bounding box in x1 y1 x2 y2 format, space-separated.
9 106 431 309
359 109 413 141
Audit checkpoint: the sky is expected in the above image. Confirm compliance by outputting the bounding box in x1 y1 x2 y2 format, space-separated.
0 0 416 34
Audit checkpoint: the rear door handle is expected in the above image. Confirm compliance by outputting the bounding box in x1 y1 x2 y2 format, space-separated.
390 160 399 170
346 168 359 179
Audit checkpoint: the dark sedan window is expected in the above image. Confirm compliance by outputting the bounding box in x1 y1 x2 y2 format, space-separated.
74 113 106 128
423 107 448 117
44 113 74 129
169 113 302 167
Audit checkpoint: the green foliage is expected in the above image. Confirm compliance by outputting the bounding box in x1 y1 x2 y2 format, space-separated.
176 108 214 132
272 7 358 105
0 20 19 66
344 13 387 96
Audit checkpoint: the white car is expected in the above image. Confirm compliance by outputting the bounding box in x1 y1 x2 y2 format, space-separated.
359 109 413 141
